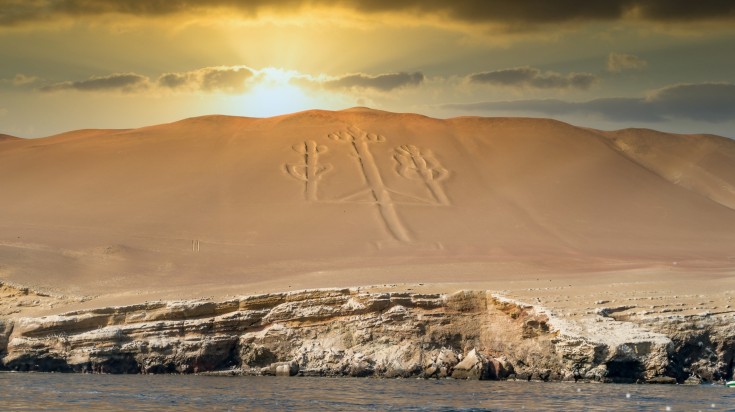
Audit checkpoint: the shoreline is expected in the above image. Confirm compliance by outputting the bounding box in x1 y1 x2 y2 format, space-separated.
1 369 730 387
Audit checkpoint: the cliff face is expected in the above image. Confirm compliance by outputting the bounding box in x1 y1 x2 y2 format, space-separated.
1 288 732 383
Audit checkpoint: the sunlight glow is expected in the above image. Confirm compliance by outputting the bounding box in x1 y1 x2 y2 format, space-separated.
236 68 311 117
219 67 354 118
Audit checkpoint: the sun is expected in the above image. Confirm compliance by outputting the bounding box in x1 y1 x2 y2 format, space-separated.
217 67 356 118
233 68 312 117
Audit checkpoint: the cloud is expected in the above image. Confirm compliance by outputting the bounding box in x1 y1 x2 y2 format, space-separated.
2 1 734 27
469 67 597 90
39 73 149 93
158 66 255 93
36 66 255 94
297 71 424 92
200 67 255 92
442 82 735 123
607 52 647 73
1 73 39 86
444 98 654 122
323 72 424 91
11 74 38 85
646 82 735 122
25 66 420 96
157 73 190 89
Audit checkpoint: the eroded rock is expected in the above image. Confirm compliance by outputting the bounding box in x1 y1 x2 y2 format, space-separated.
0 288 732 384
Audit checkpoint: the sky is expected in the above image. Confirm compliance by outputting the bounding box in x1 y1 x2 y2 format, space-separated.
1 1 735 138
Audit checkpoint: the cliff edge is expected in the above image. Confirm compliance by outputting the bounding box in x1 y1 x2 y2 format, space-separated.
2 287 732 384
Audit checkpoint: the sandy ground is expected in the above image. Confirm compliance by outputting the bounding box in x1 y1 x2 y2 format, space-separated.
1 108 734 318
3 265 733 325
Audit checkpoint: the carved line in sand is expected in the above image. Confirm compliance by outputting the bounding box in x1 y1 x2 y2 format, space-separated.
285 140 333 202
329 127 412 242
395 144 450 206
284 126 451 243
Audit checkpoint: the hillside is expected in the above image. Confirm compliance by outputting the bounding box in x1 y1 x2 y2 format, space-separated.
0 108 734 302
0 133 20 142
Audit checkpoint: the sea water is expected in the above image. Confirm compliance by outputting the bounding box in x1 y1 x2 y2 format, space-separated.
1 373 733 411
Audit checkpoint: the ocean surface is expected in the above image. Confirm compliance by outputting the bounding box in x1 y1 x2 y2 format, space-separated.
1 373 733 411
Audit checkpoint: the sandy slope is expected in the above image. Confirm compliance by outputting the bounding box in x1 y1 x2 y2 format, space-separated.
0 108 734 313
0 134 20 142
598 128 735 211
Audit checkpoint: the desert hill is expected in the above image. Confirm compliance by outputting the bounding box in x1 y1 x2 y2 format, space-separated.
0 133 20 142
598 128 735 211
1 108 734 301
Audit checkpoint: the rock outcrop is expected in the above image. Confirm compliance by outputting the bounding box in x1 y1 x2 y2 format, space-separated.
1 288 732 383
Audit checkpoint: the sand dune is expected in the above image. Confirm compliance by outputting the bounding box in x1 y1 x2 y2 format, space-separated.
598 128 735 211
1 108 734 302
0 133 20 142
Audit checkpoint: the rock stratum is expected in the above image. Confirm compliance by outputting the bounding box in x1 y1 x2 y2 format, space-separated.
1 286 733 383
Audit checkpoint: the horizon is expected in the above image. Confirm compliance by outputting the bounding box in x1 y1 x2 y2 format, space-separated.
1 1 734 138
3 106 734 140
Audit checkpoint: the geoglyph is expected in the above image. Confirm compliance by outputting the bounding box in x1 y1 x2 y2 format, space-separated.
285 126 451 242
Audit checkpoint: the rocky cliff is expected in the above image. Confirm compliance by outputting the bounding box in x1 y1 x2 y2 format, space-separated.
1 288 733 383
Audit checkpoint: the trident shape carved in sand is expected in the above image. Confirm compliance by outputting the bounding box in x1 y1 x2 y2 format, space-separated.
285 126 450 243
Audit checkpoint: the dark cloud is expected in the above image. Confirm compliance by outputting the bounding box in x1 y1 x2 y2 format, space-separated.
3 1 733 27
444 98 654 122
158 66 254 93
469 67 597 90
37 66 254 94
629 1 735 21
200 67 254 92
158 72 190 89
648 82 735 122
442 83 735 123
39 73 149 93
316 72 424 92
